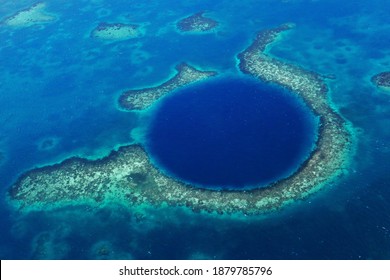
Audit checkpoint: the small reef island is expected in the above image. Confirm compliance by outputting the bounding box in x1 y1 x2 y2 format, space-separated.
91 22 143 41
1 2 56 27
371 72 390 90
9 24 354 215
176 12 218 33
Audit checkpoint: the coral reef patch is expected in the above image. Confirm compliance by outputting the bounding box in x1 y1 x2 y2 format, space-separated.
177 12 218 33
371 71 390 89
1 2 56 27
91 22 143 41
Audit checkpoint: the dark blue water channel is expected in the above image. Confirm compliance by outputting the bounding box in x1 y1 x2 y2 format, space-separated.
144 77 318 190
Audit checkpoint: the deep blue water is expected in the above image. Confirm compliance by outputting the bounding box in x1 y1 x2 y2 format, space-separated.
145 77 317 189
0 0 390 260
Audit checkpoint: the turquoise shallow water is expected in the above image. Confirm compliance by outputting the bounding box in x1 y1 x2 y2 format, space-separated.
0 0 389 259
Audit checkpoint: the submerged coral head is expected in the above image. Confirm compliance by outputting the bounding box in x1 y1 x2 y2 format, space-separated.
371 72 390 89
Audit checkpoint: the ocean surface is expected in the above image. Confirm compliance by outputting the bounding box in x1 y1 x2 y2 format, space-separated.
0 0 389 259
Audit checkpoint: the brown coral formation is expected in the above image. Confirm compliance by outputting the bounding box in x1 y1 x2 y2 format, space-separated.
177 12 218 32
91 22 142 40
371 71 390 89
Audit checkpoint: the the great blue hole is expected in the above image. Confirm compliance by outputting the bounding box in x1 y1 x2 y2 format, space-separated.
144 76 318 190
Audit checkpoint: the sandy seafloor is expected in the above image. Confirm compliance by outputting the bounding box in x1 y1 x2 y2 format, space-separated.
0 0 389 259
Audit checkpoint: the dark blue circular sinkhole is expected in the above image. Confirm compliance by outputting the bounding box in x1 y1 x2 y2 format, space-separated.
144 77 318 190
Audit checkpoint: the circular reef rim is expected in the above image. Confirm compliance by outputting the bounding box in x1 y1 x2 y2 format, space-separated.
9 24 354 215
